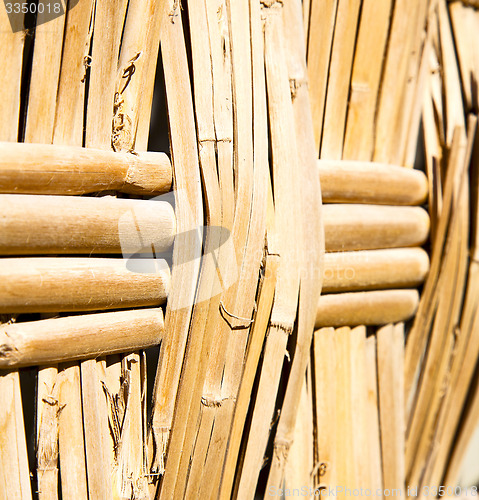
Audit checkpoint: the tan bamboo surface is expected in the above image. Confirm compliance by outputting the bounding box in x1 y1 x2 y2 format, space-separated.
2 0 479 498
0 142 171 195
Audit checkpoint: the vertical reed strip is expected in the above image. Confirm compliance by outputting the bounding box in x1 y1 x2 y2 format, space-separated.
234 1 301 495
51 4 94 497
24 8 65 497
156 0 225 495
313 327 337 492
148 0 203 488
373 0 421 163
266 0 324 489
0 7 31 499
377 324 406 495
0 7 24 142
365 336 383 497
188 0 266 494
319 0 362 159
342 0 393 161
306 0 338 151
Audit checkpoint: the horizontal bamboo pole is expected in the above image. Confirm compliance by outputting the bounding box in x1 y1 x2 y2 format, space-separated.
323 204 429 252
322 247 429 292
0 142 172 195
0 258 170 313
0 308 165 368
318 160 428 205
0 194 175 255
315 289 419 327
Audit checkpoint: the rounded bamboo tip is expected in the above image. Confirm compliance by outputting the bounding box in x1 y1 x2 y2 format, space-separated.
318 160 428 205
315 289 419 328
323 204 430 252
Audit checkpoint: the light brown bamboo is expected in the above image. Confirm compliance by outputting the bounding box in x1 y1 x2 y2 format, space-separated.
0 257 169 313
313 327 337 491
342 0 393 161
377 324 405 495
0 142 171 195
148 0 204 486
0 370 32 499
266 0 324 490
0 308 165 369
315 289 419 328
320 0 361 159
322 248 429 293
318 160 428 205
323 205 430 252
0 194 175 255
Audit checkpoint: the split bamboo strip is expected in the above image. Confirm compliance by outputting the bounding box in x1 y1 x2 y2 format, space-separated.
0 142 171 195
318 160 428 205
148 1 203 485
158 0 232 495
315 290 419 328
365 336 384 497
444 345 479 485
266 0 324 489
322 248 429 293
320 0 362 159
0 257 170 313
313 328 337 492
24 10 66 498
0 370 32 499
323 205 430 252
406 174 469 486
342 0 392 161
306 0 338 151
283 369 314 492
235 1 302 493
0 7 24 143
350 326 370 490
184 0 267 494
373 0 422 163
0 308 165 369
50 3 94 494
334 326 356 494
0 7 31 499
377 323 405 495
405 124 473 409
0 194 175 255
52 0 94 146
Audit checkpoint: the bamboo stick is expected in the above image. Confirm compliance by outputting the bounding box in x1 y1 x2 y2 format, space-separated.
322 248 429 293
0 142 171 195
306 0 338 151
318 160 428 205
342 0 393 161
313 328 337 491
0 308 165 369
323 205 430 252
0 257 170 313
148 1 204 486
266 0 324 490
0 6 24 142
377 324 406 495
365 336 384 498
0 370 32 499
315 290 419 328
320 0 362 159
24 9 66 498
0 194 175 255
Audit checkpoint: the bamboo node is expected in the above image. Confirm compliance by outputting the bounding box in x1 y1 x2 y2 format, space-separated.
219 301 254 330
200 395 235 408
